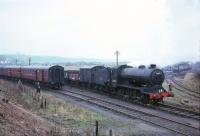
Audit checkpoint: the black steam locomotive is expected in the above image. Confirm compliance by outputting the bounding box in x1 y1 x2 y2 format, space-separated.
65 64 173 103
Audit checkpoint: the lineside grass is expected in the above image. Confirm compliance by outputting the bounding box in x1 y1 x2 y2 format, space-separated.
0 79 140 136
162 81 200 113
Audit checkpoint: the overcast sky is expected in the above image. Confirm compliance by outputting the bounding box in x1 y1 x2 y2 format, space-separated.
0 0 199 66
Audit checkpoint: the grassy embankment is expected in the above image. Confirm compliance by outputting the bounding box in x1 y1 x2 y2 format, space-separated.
0 79 138 136
162 75 200 113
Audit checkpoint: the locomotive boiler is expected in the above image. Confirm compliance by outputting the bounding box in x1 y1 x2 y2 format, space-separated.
120 65 165 86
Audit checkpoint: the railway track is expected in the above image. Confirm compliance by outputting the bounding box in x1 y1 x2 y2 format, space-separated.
55 88 200 136
156 103 200 120
170 77 200 99
62 87 200 121
72 85 200 121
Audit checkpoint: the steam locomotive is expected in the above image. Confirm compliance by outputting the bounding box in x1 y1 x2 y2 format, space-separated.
65 64 173 103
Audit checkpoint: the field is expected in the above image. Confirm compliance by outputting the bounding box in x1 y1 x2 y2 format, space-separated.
162 75 200 113
0 79 108 135
0 79 168 136
183 72 200 93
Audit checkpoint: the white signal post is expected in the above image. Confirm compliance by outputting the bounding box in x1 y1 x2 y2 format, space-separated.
114 50 120 66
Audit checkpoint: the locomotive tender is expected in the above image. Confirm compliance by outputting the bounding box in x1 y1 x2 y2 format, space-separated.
66 65 173 103
0 65 64 88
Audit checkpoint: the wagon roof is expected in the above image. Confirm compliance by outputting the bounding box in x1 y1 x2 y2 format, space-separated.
64 66 80 71
0 65 21 69
91 66 106 69
111 64 132 69
0 65 63 70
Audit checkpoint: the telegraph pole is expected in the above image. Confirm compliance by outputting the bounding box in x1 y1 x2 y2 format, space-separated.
114 50 120 66
199 40 200 61
15 59 18 65
29 57 31 66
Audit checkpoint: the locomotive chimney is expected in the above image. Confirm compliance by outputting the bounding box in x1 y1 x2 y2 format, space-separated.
138 65 145 69
149 64 156 69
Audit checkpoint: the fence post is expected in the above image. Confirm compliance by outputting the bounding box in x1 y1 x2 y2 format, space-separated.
37 95 40 102
44 98 47 109
95 121 98 136
55 105 57 113
40 96 44 109
109 129 112 136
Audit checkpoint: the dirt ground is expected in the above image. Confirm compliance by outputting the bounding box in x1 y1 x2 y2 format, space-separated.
0 79 173 136
0 91 52 136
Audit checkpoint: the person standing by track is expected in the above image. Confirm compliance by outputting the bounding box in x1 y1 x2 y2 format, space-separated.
36 82 41 94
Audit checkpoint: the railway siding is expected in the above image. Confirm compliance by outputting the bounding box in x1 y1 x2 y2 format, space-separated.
171 77 200 99
63 86 200 122
54 86 200 136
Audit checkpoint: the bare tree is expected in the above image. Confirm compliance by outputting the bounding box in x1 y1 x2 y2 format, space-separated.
0 56 6 64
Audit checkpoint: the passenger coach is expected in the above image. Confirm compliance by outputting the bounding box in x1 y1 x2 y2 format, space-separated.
0 65 64 89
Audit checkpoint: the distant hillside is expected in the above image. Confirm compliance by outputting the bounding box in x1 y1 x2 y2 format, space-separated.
0 54 128 66
0 54 67 64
